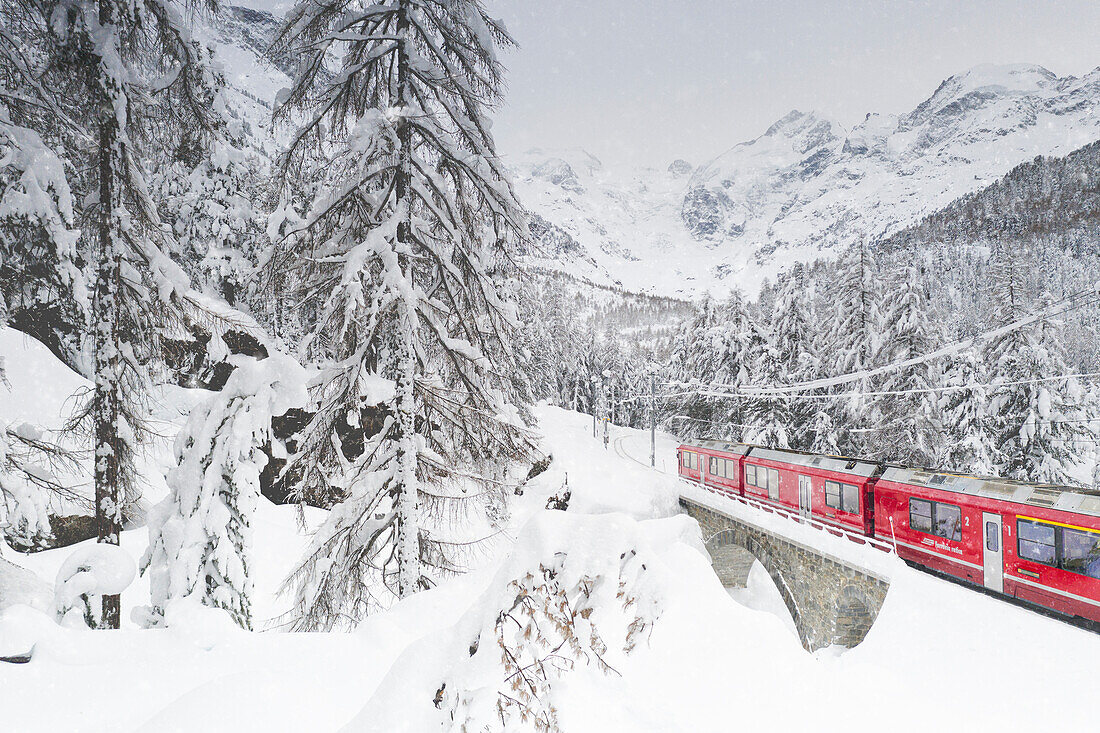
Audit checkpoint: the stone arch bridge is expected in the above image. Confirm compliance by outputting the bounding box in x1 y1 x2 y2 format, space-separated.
680 496 891 652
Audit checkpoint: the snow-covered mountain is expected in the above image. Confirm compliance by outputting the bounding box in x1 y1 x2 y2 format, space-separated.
195 11 1100 299
518 64 1100 298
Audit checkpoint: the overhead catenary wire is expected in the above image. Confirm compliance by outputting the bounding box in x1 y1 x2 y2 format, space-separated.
664 412 1100 442
664 370 1100 402
663 285 1100 398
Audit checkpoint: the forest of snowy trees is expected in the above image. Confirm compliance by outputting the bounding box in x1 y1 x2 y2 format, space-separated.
0 0 540 631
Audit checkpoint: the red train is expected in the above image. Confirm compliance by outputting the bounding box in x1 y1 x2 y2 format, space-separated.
678 440 1100 624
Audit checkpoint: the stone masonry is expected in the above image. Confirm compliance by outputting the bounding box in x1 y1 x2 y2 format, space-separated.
680 497 890 652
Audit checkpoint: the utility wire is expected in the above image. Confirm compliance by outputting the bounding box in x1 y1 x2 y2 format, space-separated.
664 285 1099 398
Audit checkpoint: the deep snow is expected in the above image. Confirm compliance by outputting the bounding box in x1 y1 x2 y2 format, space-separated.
1 405 1099 731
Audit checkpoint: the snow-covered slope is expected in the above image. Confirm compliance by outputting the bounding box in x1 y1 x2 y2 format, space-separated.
3 406 1099 731
519 64 1100 298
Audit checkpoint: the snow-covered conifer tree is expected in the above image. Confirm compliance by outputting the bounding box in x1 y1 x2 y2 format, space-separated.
938 348 995 474
743 323 789 448
770 264 815 450
273 0 537 628
984 247 1082 483
829 242 879 454
140 355 306 629
869 265 940 464
3 0 241 627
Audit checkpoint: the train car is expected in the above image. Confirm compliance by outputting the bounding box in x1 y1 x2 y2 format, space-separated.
677 441 750 496
741 447 882 535
676 438 1100 624
875 467 1100 622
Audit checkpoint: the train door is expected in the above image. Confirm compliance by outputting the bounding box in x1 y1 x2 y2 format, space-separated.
798 475 812 518
982 512 1004 593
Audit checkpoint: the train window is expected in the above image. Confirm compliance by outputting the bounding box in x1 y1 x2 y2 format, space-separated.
825 481 841 509
768 469 780 500
985 521 1000 552
842 484 859 514
710 457 718 476
933 503 962 542
909 499 933 533
688 452 697 470
1017 519 1056 566
1060 527 1100 579
745 464 757 487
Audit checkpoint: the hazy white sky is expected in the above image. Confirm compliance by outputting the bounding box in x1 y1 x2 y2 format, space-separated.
486 0 1100 168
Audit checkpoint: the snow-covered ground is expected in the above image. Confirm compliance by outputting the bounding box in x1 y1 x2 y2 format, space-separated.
2 405 1099 731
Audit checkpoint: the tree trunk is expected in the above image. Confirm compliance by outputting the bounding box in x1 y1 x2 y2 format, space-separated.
393 0 421 598
92 0 124 629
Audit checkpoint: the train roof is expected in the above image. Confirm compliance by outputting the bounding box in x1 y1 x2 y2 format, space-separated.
748 446 880 478
684 440 751 455
680 441 879 477
882 466 1100 519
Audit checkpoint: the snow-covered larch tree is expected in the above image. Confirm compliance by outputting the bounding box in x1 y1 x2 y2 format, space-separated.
769 264 815 450
140 355 307 630
829 242 880 454
984 247 1083 484
3 0 242 627
869 265 941 465
273 0 538 629
743 322 790 448
938 347 995 475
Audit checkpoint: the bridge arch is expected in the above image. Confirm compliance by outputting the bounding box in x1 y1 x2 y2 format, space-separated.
683 497 890 652
706 527 809 648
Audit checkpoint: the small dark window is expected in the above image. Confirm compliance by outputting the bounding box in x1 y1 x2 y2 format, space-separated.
934 503 962 542
745 464 757 487
1061 526 1100 579
909 498 933 534
768 469 780 500
985 521 999 552
825 481 841 509
1018 519 1056 566
842 484 860 514
710 457 718 475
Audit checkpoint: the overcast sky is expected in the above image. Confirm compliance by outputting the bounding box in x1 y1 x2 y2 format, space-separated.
485 0 1100 169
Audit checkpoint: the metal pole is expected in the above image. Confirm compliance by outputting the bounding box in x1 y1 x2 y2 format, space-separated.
642 374 651 464
610 380 615 426
591 378 598 438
